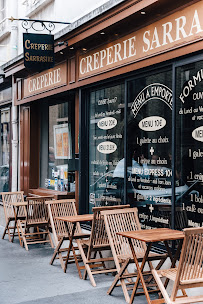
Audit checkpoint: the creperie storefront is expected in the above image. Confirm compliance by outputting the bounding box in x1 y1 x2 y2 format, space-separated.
12 0 203 228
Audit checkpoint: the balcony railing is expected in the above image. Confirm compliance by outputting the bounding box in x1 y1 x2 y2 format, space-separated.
0 18 11 40
23 0 54 17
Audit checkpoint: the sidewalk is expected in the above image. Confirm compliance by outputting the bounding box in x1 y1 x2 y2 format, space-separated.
0 226 156 304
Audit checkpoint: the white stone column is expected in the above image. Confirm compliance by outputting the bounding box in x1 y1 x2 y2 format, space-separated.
11 75 18 191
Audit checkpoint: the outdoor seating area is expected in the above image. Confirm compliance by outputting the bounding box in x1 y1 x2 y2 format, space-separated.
1 191 203 304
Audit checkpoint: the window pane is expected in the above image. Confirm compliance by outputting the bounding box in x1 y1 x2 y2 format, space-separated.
40 100 75 192
89 84 125 212
0 109 10 192
127 70 173 229
176 61 203 229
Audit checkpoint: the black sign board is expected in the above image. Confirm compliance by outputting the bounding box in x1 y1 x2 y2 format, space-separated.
23 33 54 71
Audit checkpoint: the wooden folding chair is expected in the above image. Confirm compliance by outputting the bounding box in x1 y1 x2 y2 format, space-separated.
17 196 54 250
1 191 26 242
152 227 203 304
101 207 168 303
46 199 90 277
77 204 130 287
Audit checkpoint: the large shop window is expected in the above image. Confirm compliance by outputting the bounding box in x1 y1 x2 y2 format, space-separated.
127 70 173 229
40 100 75 192
0 108 10 192
89 84 125 212
176 60 203 229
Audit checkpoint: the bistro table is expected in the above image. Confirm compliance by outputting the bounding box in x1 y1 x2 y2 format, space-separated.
50 214 93 275
117 228 184 304
10 201 27 244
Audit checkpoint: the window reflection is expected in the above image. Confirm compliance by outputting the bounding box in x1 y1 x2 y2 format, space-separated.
0 109 10 192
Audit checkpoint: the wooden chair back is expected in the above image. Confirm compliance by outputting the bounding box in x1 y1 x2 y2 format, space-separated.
91 204 130 248
46 199 82 246
175 227 203 288
1 191 25 220
101 207 146 267
26 196 54 225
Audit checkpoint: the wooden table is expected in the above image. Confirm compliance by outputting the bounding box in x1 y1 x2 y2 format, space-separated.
118 228 184 304
10 201 27 244
50 214 93 275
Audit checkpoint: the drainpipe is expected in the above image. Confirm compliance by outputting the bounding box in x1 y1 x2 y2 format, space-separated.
11 75 18 191
10 0 19 191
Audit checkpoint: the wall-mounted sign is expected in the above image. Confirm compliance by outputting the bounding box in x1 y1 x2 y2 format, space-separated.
23 33 54 71
23 62 67 98
79 1 203 79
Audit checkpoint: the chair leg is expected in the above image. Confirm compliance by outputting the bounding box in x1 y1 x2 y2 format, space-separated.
152 269 171 304
71 244 82 279
18 220 29 251
2 219 10 240
50 237 64 265
77 240 97 287
107 258 130 296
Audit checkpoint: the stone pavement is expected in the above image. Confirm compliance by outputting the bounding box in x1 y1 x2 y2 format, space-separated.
0 225 157 304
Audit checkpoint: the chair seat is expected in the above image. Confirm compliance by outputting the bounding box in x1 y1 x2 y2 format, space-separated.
118 251 167 262
58 232 90 239
82 239 110 250
159 267 203 285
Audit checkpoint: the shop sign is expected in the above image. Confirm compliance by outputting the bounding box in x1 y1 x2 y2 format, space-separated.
23 33 54 71
79 1 203 79
23 62 67 98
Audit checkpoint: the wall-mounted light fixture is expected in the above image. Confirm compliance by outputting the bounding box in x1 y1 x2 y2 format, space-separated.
58 41 68 46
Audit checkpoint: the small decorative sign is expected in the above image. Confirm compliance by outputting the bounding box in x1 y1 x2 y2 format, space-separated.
23 33 54 71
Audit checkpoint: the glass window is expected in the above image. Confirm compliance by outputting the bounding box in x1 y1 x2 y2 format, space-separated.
176 60 203 229
0 108 10 192
88 84 125 212
127 70 173 229
40 99 75 192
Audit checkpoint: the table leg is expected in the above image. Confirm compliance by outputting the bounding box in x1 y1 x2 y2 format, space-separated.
129 239 152 304
64 222 76 273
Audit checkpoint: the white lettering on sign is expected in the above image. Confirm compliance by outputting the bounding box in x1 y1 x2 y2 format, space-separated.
97 141 117 154
79 3 203 78
28 68 61 93
139 116 166 131
131 83 172 117
180 69 203 103
97 117 117 130
192 126 203 142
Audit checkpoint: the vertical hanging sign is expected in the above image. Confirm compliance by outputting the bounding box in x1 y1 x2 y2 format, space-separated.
23 33 55 71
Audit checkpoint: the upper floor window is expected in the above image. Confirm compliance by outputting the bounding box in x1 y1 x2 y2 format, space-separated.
0 0 5 21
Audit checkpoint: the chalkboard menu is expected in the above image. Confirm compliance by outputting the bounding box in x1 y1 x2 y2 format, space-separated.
176 61 203 229
89 84 125 212
127 70 173 229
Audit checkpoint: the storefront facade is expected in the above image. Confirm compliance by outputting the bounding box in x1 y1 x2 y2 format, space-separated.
3 0 203 228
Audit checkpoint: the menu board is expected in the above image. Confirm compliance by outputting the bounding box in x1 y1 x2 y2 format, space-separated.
89 84 125 211
176 62 203 228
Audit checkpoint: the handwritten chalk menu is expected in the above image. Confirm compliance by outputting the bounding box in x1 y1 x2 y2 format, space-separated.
89 84 125 211
176 63 203 228
127 70 173 229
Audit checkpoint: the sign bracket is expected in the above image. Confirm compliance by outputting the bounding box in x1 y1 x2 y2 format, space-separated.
9 17 70 34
